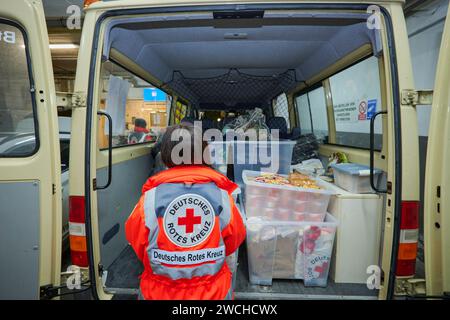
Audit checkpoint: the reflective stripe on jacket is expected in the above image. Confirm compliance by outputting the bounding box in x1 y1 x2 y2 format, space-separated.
125 165 246 300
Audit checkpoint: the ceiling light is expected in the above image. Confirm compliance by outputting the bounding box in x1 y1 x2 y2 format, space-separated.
50 44 79 50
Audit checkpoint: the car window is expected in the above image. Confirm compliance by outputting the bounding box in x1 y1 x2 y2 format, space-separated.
329 56 383 150
98 61 170 149
295 86 328 140
0 21 37 157
272 93 290 130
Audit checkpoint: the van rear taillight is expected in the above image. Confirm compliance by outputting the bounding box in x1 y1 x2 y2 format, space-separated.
396 201 420 277
69 196 88 267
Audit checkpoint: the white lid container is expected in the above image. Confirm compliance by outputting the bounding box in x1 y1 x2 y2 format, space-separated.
330 163 382 194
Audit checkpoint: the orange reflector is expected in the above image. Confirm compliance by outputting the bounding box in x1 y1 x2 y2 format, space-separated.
398 242 418 260
84 0 101 8
69 235 87 252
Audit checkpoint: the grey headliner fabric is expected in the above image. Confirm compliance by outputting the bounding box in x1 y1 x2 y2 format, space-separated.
104 15 381 109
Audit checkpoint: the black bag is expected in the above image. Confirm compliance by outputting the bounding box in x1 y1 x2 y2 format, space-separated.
291 134 320 165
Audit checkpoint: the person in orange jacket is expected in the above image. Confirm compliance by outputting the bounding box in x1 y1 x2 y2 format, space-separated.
125 123 246 300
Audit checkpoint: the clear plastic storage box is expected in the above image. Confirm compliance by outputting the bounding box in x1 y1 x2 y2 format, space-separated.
330 163 382 194
208 141 232 175
243 170 334 221
246 214 338 287
208 141 296 187
233 141 296 186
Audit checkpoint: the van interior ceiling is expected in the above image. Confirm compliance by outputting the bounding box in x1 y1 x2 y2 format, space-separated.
96 11 384 299
103 12 381 110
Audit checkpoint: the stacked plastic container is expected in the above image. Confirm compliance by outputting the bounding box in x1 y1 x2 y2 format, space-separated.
243 170 338 287
232 140 296 186
207 140 296 187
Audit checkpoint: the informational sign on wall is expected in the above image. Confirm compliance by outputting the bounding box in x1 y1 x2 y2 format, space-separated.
334 99 377 123
367 99 377 119
334 101 358 123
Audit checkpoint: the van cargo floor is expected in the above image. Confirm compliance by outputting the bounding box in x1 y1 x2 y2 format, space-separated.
105 245 143 293
105 245 378 300
234 246 378 300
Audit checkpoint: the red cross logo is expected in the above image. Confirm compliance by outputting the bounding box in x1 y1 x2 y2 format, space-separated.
178 208 202 234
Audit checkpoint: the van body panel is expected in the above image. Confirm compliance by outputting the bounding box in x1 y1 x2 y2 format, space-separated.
0 0 61 298
71 0 419 300
0 182 40 299
96 155 153 270
376 3 420 299
424 4 450 296
85 0 406 12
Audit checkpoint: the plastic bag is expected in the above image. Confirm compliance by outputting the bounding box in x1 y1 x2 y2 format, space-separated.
223 108 270 140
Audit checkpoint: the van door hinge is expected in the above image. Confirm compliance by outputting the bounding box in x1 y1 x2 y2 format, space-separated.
401 89 433 106
52 184 56 195
98 263 104 276
40 284 58 300
387 181 392 194
72 92 87 109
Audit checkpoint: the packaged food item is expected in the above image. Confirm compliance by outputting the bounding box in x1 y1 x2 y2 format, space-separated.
251 172 322 190
246 219 277 285
288 172 322 189
272 227 298 279
253 173 290 185
294 225 336 286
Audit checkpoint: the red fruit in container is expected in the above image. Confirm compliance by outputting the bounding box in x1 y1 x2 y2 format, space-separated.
247 185 267 196
305 239 316 251
277 209 292 221
263 208 276 219
293 200 307 212
307 214 324 222
314 261 329 276
304 226 321 241
300 238 316 254
292 212 306 221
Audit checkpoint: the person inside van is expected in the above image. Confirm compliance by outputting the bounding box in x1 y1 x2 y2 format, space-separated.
125 123 246 300
128 118 155 144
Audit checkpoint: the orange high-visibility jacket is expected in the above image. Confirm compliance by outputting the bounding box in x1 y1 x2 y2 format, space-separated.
125 165 246 300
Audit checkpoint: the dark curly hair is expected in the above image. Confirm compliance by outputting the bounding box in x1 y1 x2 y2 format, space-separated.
160 123 210 168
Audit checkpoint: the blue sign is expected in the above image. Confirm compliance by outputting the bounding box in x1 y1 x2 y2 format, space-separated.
143 88 167 102
367 99 377 120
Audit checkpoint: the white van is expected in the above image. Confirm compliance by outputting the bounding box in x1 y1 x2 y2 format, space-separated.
0 0 448 300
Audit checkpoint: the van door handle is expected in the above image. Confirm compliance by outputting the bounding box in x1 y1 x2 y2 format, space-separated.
370 110 387 193
96 111 113 190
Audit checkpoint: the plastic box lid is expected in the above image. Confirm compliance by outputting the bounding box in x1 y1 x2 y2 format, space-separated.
242 170 335 196
330 163 382 176
247 212 339 228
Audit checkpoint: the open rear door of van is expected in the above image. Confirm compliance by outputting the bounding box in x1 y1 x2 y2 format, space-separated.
423 4 450 298
0 0 62 299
